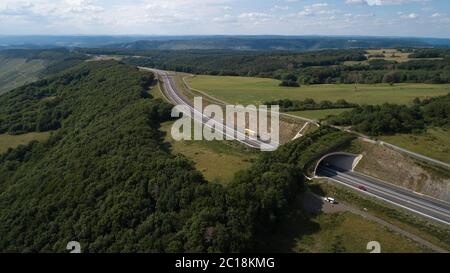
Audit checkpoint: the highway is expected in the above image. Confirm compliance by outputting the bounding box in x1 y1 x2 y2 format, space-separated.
317 165 450 226
144 67 450 227
144 68 276 151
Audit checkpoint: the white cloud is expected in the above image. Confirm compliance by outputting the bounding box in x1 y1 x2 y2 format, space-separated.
297 3 337 17
346 0 429 6
238 12 271 19
0 0 105 26
0 0 448 37
401 12 419 19
272 5 290 11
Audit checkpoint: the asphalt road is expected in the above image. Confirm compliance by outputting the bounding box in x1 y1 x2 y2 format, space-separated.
144 67 450 227
317 166 450 227
146 68 276 151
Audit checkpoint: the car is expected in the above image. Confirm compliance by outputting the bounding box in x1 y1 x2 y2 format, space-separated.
357 185 368 191
324 197 338 204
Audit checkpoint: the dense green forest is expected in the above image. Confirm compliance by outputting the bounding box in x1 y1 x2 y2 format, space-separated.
327 93 450 136
0 61 311 252
408 48 450 59
2 35 449 51
80 48 367 77
105 36 433 51
79 47 450 84
264 98 357 112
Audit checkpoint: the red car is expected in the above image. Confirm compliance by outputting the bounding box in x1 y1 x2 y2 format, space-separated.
357 185 368 191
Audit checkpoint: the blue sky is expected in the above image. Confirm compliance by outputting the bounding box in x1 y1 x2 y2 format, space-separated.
0 0 449 38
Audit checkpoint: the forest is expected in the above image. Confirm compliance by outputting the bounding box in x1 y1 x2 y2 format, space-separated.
78 47 450 84
105 36 435 51
264 98 357 112
0 61 313 252
327 93 450 136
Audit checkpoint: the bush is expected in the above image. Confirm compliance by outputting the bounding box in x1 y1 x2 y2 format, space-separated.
328 94 450 136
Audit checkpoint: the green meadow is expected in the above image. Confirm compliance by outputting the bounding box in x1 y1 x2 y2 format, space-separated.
380 128 450 164
0 132 50 154
0 57 46 94
289 108 351 120
187 75 450 106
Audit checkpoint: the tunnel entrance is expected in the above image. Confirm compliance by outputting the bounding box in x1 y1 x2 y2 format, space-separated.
314 152 362 177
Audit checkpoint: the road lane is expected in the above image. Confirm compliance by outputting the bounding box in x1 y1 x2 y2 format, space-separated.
144 67 450 227
148 68 276 150
317 166 450 226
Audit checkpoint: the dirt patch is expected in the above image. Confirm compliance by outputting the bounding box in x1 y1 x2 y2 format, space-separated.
302 191 447 253
303 192 351 214
279 119 307 144
348 139 450 201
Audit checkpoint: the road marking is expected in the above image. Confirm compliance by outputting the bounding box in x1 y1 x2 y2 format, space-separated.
319 173 450 227
157 72 273 150
321 168 450 217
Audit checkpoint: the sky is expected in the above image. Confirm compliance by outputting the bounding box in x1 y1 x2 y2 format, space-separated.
0 0 449 38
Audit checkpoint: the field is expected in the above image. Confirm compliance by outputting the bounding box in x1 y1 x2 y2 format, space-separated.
366 49 411 62
187 75 450 106
0 57 47 94
380 128 450 163
0 132 51 154
291 213 427 253
160 121 257 184
307 180 450 252
149 79 167 101
345 49 443 65
266 194 429 253
289 108 351 120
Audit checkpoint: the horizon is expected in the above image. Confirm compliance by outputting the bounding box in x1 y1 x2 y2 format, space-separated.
0 34 450 39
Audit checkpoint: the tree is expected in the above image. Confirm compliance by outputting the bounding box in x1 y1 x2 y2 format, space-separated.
382 71 400 84
279 74 300 87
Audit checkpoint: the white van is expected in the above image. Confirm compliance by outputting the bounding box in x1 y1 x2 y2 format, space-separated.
324 197 337 204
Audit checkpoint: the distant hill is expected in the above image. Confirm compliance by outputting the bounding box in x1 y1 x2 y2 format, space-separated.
0 55 46 94
0 35 147 49
0 49 87 94
1 35 450 51
108 36 442 51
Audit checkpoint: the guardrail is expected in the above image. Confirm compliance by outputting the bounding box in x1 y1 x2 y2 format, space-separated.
142 67 450 170
380 141 450 170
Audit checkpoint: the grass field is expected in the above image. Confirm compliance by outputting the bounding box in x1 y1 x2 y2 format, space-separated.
289 108 351 120
0 57 47 94
160 121 257 184
187 75 450 106
345 49 443 66
0 132 51 154
293 213 427 253
309 179 450 251
366 48 411 63
267 194 429 253
149 79 167 101
380 128 450 163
